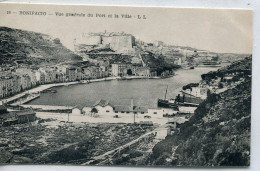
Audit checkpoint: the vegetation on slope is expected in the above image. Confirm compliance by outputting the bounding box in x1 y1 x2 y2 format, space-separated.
0 27 82 65
148 57 251 166
142 52 180 75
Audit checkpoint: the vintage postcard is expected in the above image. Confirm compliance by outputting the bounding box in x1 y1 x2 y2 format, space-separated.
0 3 252 166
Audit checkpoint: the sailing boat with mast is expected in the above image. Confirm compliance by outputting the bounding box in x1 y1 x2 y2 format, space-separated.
157 86 179 110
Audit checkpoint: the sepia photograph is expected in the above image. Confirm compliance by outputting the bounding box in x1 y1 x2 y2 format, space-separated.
0 3 252 167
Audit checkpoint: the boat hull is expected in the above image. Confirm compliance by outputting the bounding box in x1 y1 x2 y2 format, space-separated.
157 99 179 110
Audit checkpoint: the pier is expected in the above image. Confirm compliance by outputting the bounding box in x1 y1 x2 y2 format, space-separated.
10 93 40 106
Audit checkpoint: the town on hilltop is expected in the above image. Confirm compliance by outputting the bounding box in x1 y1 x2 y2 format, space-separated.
0 28 249 99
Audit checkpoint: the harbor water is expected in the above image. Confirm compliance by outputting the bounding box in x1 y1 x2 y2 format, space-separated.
28 67 222 108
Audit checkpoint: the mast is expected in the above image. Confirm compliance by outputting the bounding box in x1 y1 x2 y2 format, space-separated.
164 85 168 100
67 106 70 122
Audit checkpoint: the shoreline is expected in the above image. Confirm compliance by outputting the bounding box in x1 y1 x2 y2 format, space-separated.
1 75 162 105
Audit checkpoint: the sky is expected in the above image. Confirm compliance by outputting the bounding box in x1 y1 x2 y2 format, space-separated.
0 3 253 54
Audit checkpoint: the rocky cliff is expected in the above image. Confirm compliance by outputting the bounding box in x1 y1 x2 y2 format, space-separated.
0 27 82 65
148 56 251 166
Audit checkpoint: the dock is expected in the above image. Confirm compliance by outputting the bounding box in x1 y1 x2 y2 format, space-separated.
10 94 40 106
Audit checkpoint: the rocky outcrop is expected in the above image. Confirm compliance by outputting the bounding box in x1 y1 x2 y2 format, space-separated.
148 57 251 166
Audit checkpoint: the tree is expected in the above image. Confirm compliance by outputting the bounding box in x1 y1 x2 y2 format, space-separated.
53 38 61 44
91 107 98 117
218 82 224 89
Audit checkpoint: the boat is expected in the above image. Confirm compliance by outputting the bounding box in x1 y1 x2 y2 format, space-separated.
50 90 57 93
157 86 179 110
41 89 57 93
183 65 195 70
158 98 179 110
160 75 173 79
174 93 203 107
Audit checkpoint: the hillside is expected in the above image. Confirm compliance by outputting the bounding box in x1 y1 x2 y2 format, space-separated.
148 57 251 166
0 27 82 66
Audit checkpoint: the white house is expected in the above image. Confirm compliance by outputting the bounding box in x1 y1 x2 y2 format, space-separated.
82 106 92 115
92 99 114 115
71 104 84 115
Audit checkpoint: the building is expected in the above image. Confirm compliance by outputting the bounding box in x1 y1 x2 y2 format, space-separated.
82 106 92 115
109 35 135 53
43 70 56 83
39 71 46 84
131 56 142 64
87 66 99 79
0 76 16 98
92 99 114 114
111 63 127 77
135 67 151 77
75 31 136 54
20 75 32 90
82 67 92 79
66 67 77 82
15 110 36 123
154 41 164 47
114 99 148 115
15 68 37 87
77 33 102 45
76 68 84 80
72 104 84 115
56 72 66 83
1 109 36 126
11 75 21 94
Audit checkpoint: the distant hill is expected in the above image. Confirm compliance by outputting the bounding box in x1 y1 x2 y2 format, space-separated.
0 27 82 65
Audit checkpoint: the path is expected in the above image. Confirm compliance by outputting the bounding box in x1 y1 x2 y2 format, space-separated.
81 125 168 165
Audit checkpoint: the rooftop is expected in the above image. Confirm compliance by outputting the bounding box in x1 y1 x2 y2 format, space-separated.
13 110 36 116
168 117 188 124
0 105 7 110
93 99 112 107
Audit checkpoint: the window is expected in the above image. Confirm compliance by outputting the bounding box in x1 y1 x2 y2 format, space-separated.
126 111 130 113
121 111 125 113
106 110 110 112
115 111 118 113
134 112 137 114
153 112 157 114
141 112 144 114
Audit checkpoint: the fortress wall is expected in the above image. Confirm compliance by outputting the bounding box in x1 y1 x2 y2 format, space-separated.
77 35 101 45
110 36 134 52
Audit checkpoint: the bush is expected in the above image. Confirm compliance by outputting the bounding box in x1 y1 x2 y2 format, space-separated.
53 38 61 44
129 151 143 158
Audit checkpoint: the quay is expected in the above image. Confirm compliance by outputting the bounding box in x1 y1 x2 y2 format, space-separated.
10 93 40 106
21 104 74 111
